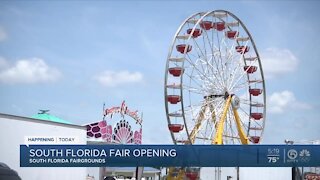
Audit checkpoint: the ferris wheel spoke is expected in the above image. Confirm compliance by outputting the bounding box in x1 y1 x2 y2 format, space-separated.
232 59 254 92
183 100 209 114
204 49 230 90
186 99 223 122
182 54 225 91
184 71 223 94
213 19 229 89
224 36 240 89
191 37 209 61
231 80 250 93
207 100 225 130
210 53 226 87
200 23 221 76
192 38 221 84
203 118 215 140
250 118 263 129
183 70 206 88
203 27 227 88
228 46 261 91
187 52 208 76
238 106 251 120
239 98 263 109
228 66 251 92
226 60 244 90
184 84 211 95
216 36 226 83
227 48 250 91
185 55 216 84
188 99 220 115
219 36 234 90
201 56 226 90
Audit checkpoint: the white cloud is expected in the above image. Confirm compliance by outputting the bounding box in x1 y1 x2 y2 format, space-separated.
268 90 312 114
0 57 9 70
94 70 143 87
0 26 7 41
260 48 298 78
0 58 62 84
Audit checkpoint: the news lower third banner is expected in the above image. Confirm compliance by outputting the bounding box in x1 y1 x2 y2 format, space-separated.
20 145 320 167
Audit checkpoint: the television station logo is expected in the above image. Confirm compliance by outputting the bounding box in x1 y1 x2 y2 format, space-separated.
299 149 311 162
286 149 311 163
267 148 312 164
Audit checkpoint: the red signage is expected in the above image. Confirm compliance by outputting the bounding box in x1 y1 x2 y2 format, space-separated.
305 173 320 180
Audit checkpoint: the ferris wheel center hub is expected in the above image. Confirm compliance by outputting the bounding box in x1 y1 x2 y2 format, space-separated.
203 91 233 100
203 94 224 99
231 95 240 109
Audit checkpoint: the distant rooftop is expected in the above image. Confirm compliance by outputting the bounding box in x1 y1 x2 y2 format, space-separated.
31 110 72 124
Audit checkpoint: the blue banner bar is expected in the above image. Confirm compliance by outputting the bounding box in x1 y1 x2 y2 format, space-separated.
20 145 320 167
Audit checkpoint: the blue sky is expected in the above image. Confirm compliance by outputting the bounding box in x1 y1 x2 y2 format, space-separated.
0 0 319 144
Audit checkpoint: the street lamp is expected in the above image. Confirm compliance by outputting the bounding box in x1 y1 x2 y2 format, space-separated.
284 139 294 145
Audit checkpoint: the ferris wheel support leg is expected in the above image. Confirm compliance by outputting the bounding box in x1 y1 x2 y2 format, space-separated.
167 168 184 180
232 108 249 145
177 169 185 180
213 96 232 145
209 104 217 128
189 104 207 144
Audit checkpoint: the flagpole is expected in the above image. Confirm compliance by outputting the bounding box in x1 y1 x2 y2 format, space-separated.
103 102 106 121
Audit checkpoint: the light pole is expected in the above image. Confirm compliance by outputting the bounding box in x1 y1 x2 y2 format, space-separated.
284 139 294 145
284 139 301 180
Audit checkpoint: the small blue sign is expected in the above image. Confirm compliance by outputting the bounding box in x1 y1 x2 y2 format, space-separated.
20 145 320 167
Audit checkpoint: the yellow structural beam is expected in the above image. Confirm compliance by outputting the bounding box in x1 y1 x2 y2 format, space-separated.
232 108 249 145
212 95 232 145
167 167 174 180
176 169 185 180
167 168 184 180
168 104 209 180
189 104 207 144
209 103 217 128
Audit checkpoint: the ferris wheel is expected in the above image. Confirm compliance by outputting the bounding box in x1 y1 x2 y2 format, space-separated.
164 10 266 146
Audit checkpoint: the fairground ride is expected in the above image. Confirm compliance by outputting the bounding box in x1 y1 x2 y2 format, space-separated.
87 101 143 144
164 10 266 180
86 101 143 179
